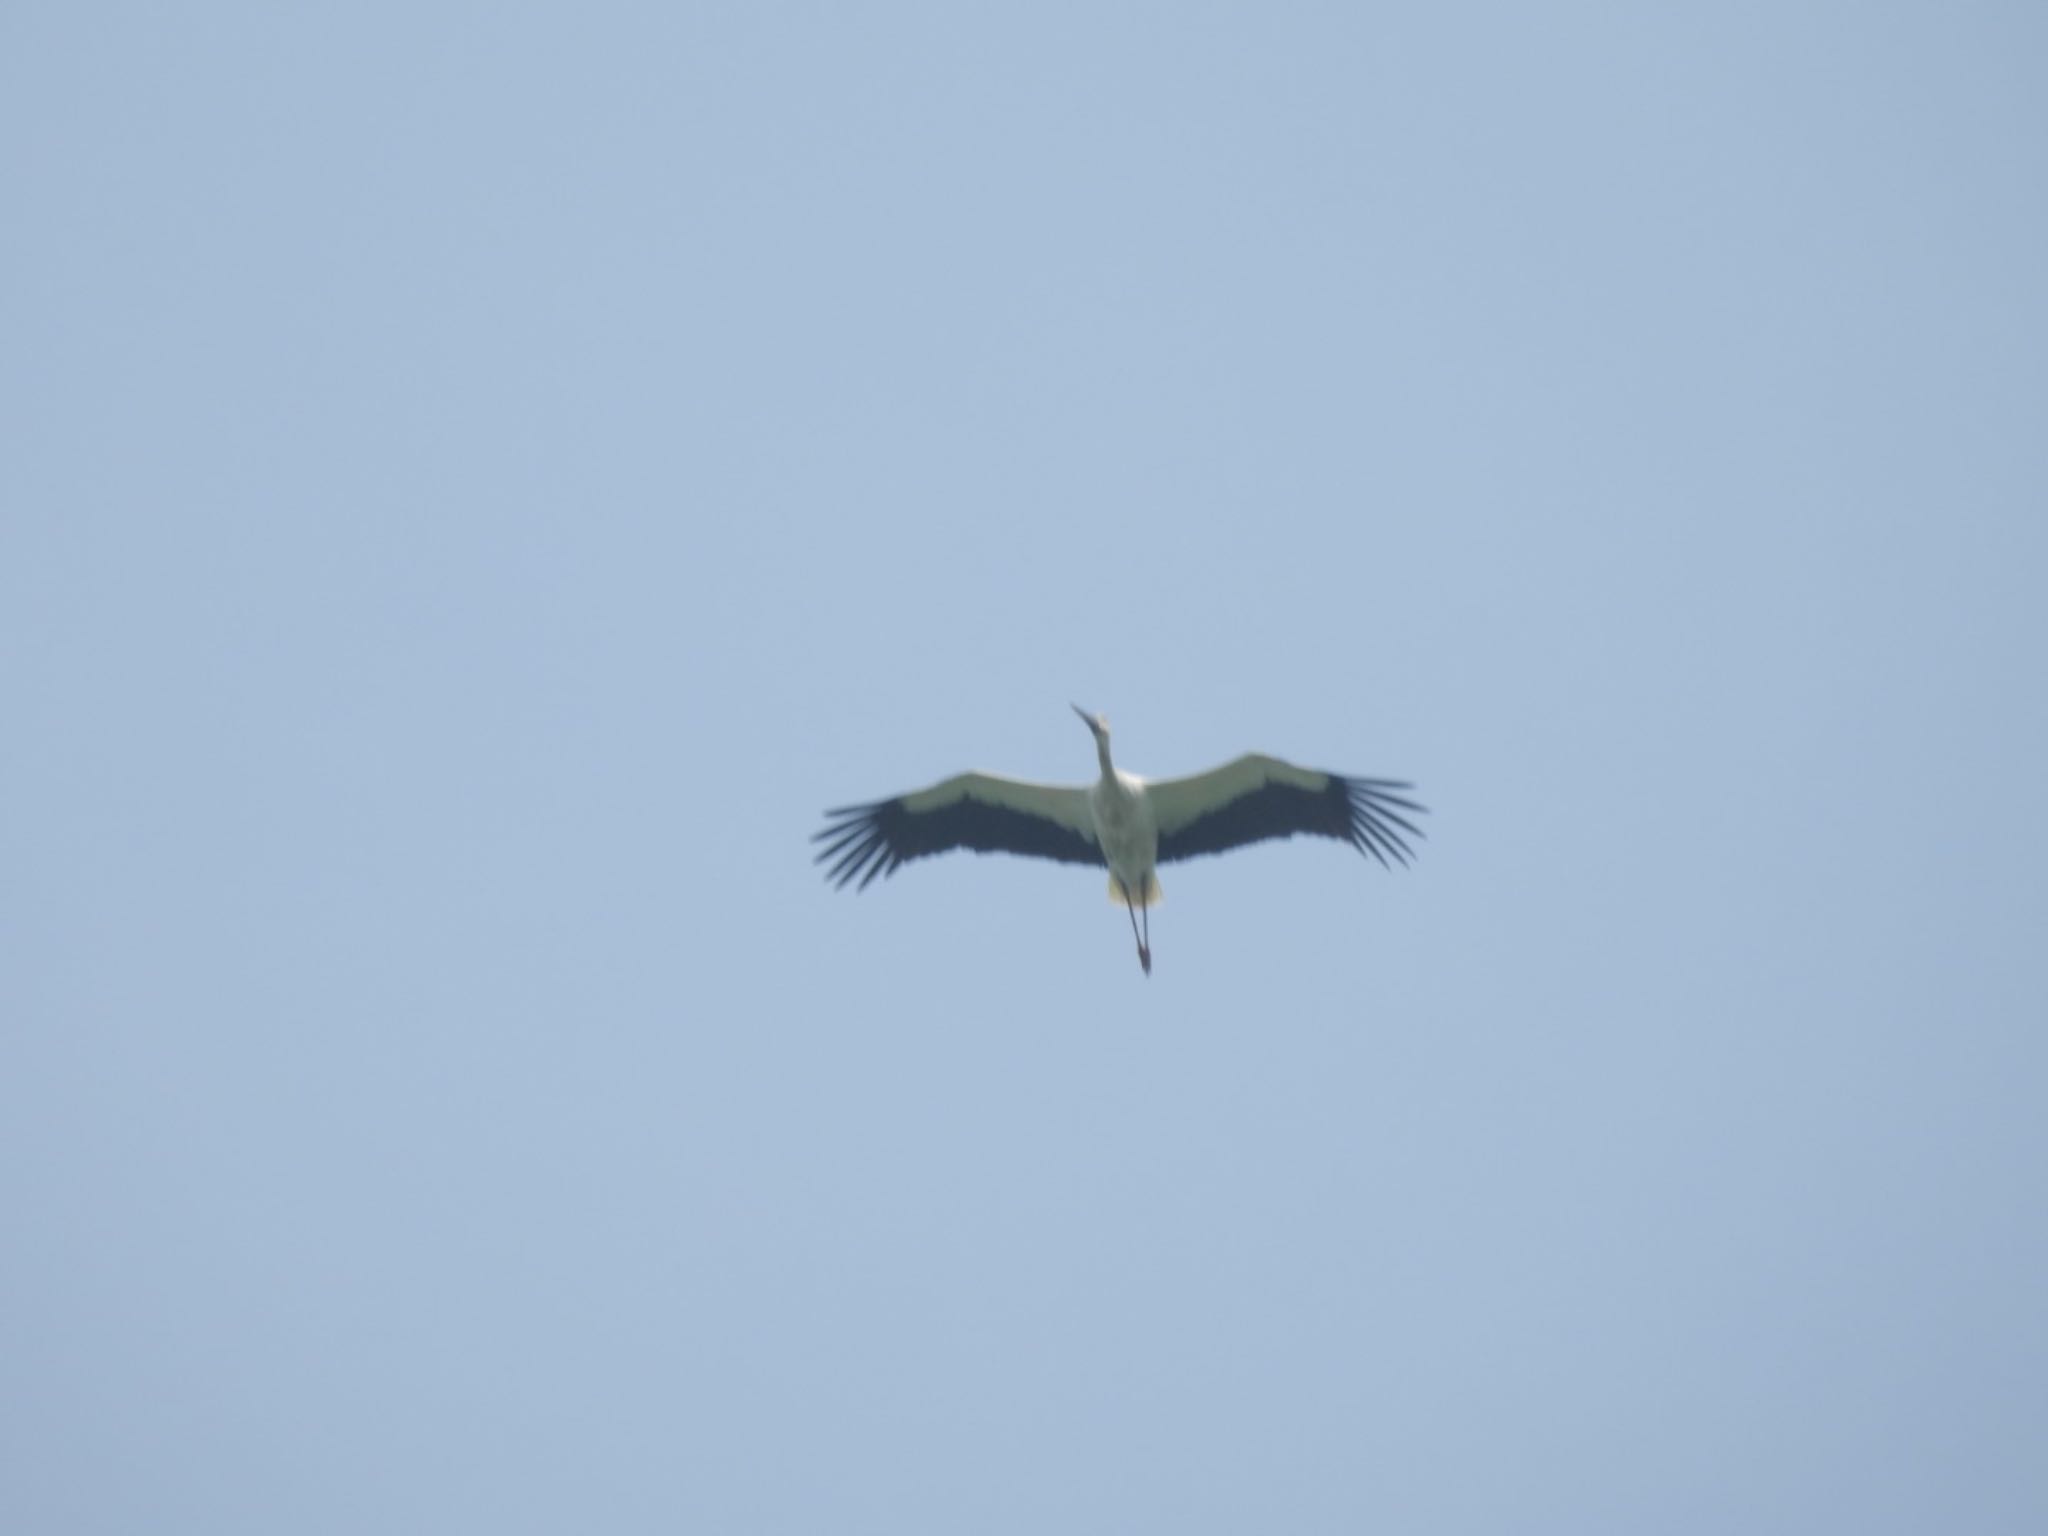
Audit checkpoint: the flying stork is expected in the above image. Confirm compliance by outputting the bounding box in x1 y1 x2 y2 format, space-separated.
813 706 1425 974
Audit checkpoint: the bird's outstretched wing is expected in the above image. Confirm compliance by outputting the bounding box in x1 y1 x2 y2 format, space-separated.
1149 754 1425 868
814 772 1102 890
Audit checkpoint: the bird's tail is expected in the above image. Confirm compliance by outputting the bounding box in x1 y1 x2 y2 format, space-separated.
1109 871 1164 908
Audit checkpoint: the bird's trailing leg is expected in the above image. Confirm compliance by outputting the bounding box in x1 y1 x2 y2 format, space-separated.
1118 877 1152 976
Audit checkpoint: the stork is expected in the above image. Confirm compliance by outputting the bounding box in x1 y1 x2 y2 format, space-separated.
813 706 1425 974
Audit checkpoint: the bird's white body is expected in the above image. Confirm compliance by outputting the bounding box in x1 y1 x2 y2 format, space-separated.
1089 767 1162 908
814 705 1423 975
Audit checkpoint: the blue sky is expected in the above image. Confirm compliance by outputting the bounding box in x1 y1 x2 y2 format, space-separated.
5 4 2046 1531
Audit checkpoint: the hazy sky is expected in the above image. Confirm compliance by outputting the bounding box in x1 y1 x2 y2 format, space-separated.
5 5 2045 1532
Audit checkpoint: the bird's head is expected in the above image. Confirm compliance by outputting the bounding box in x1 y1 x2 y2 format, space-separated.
1071 703 1115 772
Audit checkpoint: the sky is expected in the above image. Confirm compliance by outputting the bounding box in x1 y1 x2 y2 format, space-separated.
4 3 2046 1531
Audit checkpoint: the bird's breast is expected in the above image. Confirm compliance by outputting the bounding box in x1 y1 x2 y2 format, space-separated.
1089 776 1158 873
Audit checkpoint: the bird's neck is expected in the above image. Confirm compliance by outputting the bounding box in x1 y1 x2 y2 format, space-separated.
1094 738 1116 780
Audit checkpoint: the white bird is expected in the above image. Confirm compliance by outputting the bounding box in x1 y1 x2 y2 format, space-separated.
814 705 1425 975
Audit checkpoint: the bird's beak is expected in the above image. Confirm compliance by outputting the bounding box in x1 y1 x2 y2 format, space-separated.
1070 703 1101 733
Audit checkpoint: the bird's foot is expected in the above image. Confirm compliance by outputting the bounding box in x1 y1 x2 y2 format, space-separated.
1138 944 1152 976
